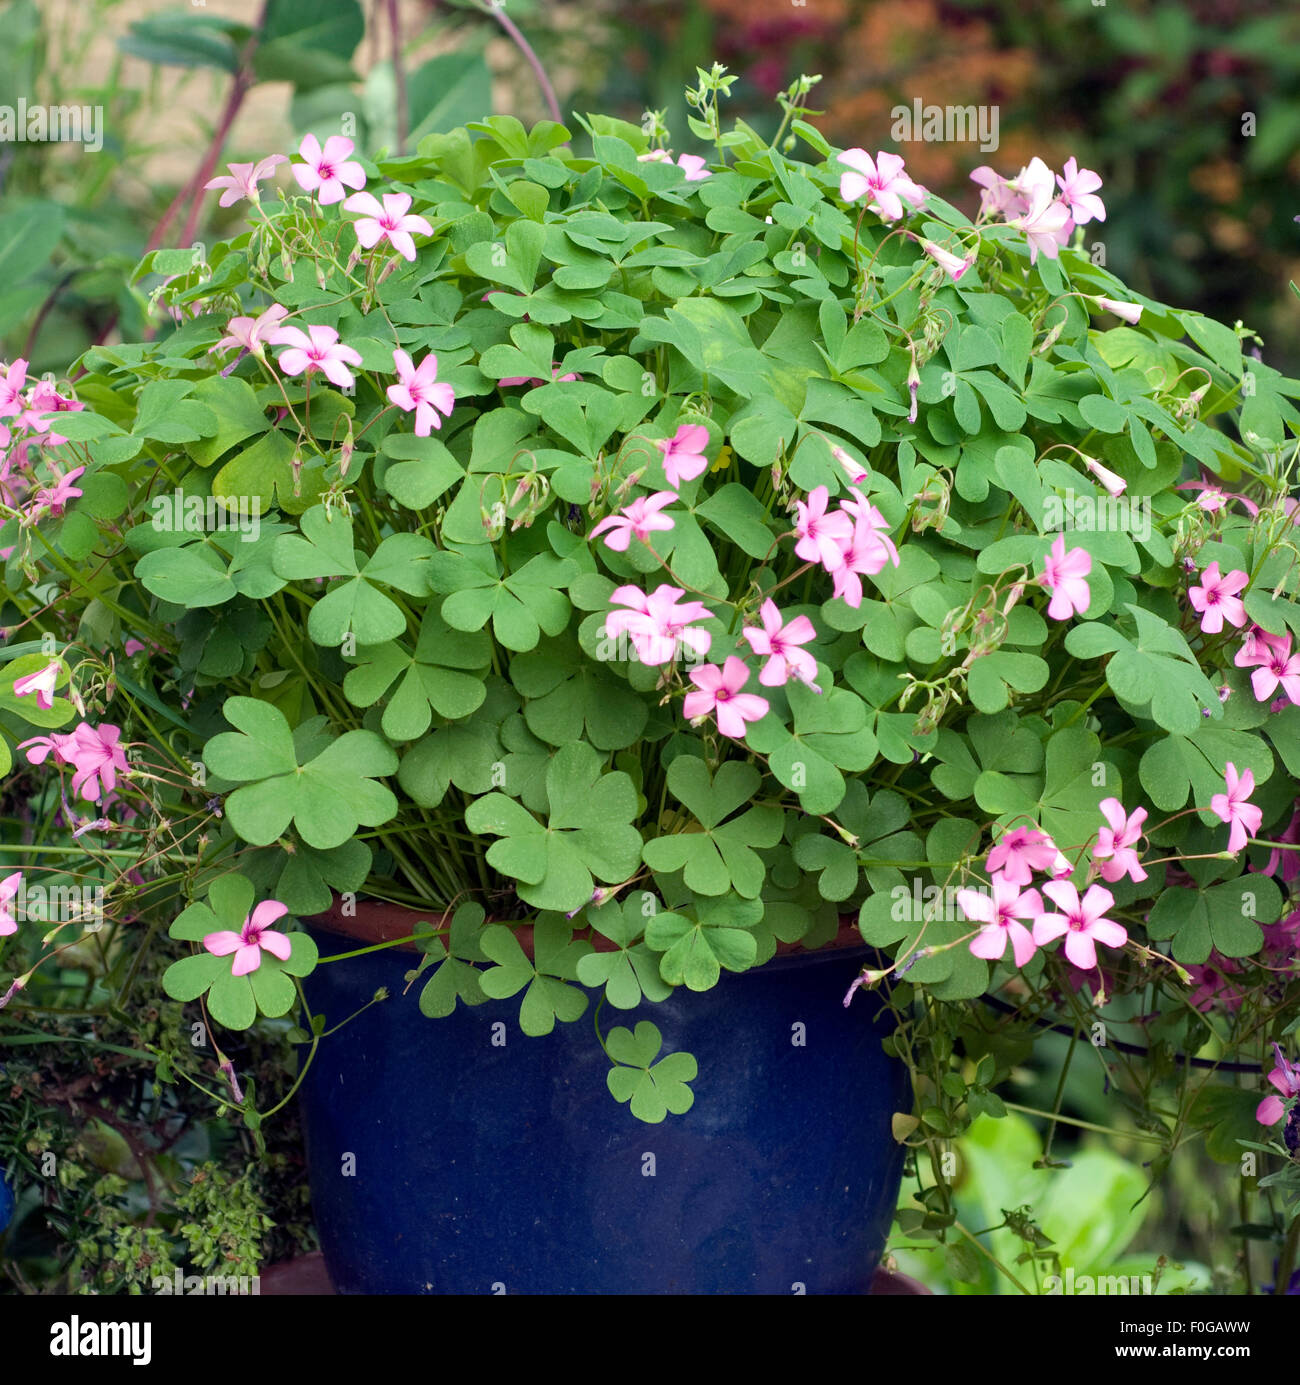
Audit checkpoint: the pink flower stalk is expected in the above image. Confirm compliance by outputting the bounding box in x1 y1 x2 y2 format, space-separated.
654 424 710 488
342 191 433 262
1009 186 1073 264
838 149 925 221
1188 561 1249 635
1083 456 1127 496
1033 880 1127 970
28 464 85 518
1249 633 1300 705
12 660 60 710
291 134 366 205
215 303 291 357
794 486 854 571
273 325 362 389
920 238 974 282
1040 535 1092 620
204 154 288 207
203 899 292 977
958 874 1044 967
387 350 455 435
1092 798 1148 884
1256 1044 1300 1127
1055 157 1105 224
740 599 820 689
589 491 677 552
683 656 770 739
1211 762 1263 854
604 585 713 666
0 871 20 936
1092 296 1142 325
987 826 1072 887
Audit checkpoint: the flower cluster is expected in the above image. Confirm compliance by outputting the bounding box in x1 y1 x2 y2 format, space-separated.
0 357 87 552
970 155 1104 264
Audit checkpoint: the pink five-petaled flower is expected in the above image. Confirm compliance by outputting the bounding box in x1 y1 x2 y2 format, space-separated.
29 464 85 519
0 359 29 417
342 191 433 262
683 656 769 740
274 325 363 389
920 238 973 282
958 874 1043 968
603 585 712 666
793 485 853 571
1256 1044 1300 1127
830 516 900 608
654 424 710 488
65 723 129 804
204 154 288 207
986 826 1072 887
1040 535 1092 620
1212 762 1263 854
675 153 710 181
215 303 290 357
838 149 925 221
203 900 293 977
740 599 820 690
1248 632 1300 706
291 134 366 205
387 350 454 435
1033 881 1127 971
1055 157 1105 224
589 491 677 552
12 660 60 711
1235 626 1287 671
1092 296 1142 325
1009 185 1073 264
0 871 20 936
1188 561 1249 635
1092 798 1148 884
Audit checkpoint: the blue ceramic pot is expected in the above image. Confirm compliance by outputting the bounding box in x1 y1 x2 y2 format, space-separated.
300 906 907 1294
0 1174 13 1233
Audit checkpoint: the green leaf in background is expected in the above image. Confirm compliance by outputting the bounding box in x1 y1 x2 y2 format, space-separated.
254 0 364 88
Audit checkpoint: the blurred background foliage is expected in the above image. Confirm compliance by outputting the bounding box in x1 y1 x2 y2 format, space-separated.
0 0 1295 1293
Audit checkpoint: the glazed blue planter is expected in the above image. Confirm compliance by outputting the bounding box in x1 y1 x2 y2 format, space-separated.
300 909 907 1294
0 1175 12 1233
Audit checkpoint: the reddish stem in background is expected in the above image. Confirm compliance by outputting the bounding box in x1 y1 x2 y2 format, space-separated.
479 0 563 126
386 0 408 156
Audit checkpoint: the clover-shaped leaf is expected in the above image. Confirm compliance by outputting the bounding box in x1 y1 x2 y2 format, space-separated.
641 755 782 898
204 696 398 849
478 917 592 1035
604 1020 697 1123
465 742 642 912
416 901 490 1018
162 872 317 1032
576 895 675 1008
510 634 647 750
644 892 761 991
430 548 577 652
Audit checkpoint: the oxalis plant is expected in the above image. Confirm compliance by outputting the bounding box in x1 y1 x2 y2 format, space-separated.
2 68 1299 1281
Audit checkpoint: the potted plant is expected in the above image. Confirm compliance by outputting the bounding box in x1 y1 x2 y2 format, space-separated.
2 69 1299 1294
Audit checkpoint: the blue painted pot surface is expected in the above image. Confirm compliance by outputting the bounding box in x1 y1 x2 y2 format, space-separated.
300 924 907 1294
0 1175 12 1232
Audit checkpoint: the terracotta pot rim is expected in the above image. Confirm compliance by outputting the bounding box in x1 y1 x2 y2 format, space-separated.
305 894 866 961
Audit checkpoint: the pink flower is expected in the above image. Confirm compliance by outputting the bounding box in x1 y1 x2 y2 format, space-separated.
683 656 770 739
1188 562 1249 635
828 443 869 487
291 134 366 205
1211 762 1262 854
17 730 76 767
604 585 712 666
1009 157 1058 208
204 154 288 207
1009 186 1073 264
28 464 85 519
589 491 677 552
1249 633 1300 705
830 516 900 608
959 873 1043 967
740 599 820 690
794 486 854 571
838 149 925 221
987 826 1071 887
274 325 362 389
969 165 1021 218
1255 803 1300 885
27 379 84 446
654 424 710 488
203 899 292 977
0 871 20 936
919 238 973 282
1092 296 1142 325
1055 157 1105 225
1033 880 1127 971
1092 798 1148 884
1235 626 1288 671
675 153 710 181
215 303 291 356
65 723 129 804
12 660 61 710
1083 456 1127 496
342 191 433 262
1040 535 1092 620
1256 1044 1300 1127
0 359 29 418
387 350 454 435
